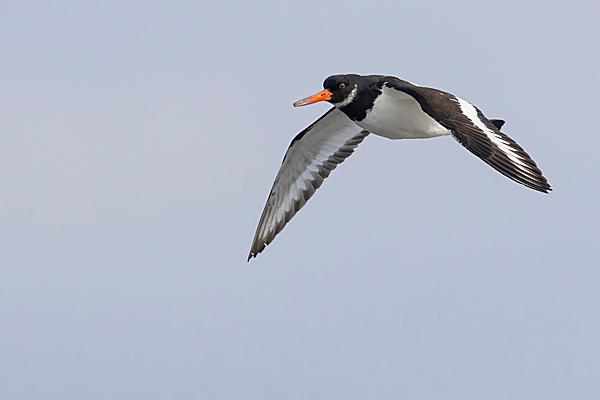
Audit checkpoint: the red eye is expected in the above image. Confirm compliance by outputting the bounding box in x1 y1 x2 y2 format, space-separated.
339 83 346 89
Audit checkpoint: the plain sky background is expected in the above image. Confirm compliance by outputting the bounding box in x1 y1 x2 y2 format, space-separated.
1 1 599 399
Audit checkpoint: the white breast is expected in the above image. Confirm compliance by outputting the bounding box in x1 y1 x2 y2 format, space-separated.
355 85 449 140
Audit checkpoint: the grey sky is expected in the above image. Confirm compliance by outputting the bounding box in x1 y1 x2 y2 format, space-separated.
1 1 599 399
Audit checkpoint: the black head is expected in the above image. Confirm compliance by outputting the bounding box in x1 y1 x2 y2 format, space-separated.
293 74 362 108
322 74 361 105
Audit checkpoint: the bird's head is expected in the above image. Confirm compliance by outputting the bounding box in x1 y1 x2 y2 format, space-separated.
293 74 360 108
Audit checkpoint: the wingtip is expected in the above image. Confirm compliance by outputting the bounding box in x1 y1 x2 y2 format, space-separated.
247 247 257 262
247 242 264 261
536 174 552 194
529 180 552 194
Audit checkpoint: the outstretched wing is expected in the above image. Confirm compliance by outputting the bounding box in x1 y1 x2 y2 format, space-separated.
248 108 369 260
448 97 551 192
381 77 551 193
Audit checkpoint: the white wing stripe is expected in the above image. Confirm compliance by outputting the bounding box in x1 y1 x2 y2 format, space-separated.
455 97 531 173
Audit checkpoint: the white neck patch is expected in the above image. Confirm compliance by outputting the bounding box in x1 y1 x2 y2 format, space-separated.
334 84 358 108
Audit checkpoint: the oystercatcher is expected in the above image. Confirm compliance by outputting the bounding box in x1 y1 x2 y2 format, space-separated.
248 74 551 260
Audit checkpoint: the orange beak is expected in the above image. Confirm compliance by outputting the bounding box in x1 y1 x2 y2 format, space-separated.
293 89 333 107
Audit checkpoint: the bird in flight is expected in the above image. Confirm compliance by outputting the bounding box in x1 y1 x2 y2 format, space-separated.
248 74 551 260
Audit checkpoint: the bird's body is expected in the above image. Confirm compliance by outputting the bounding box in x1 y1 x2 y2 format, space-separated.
356 84 449 139
248 74 551 260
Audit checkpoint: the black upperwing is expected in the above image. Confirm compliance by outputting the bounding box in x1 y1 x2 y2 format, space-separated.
380 76 551 193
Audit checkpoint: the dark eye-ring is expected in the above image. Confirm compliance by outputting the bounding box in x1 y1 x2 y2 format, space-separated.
339 83 346 89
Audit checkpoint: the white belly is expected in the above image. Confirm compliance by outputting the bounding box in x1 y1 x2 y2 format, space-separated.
355 85 449 140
